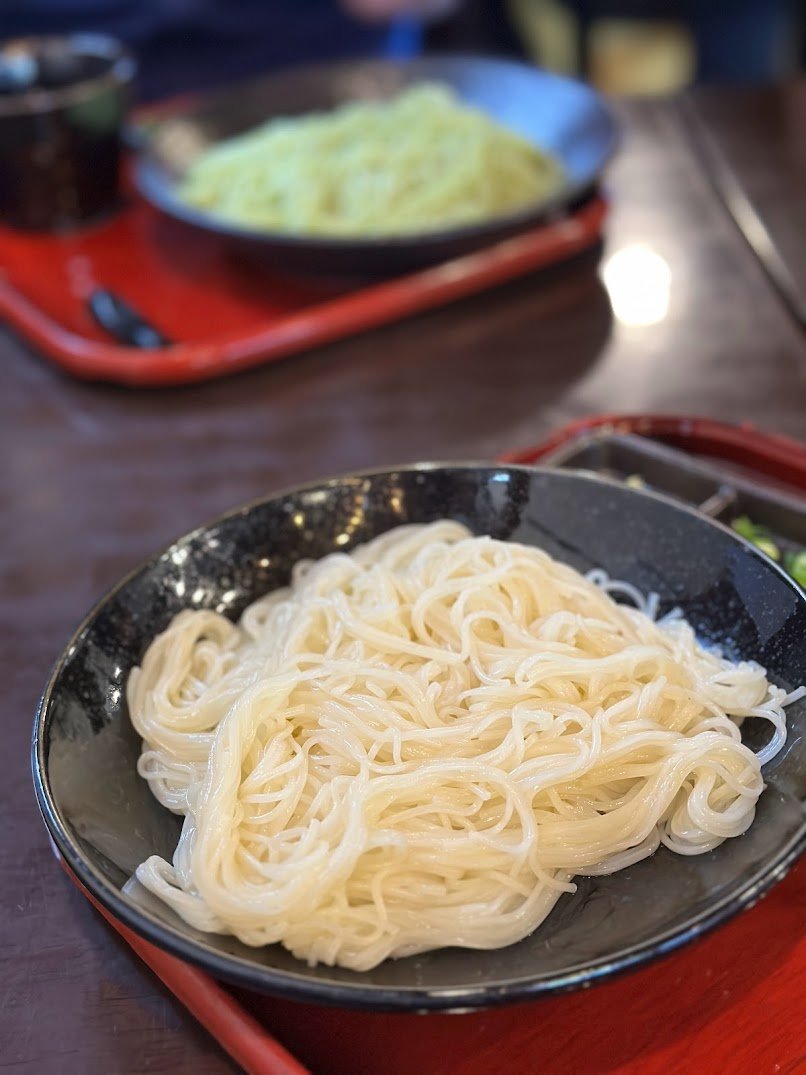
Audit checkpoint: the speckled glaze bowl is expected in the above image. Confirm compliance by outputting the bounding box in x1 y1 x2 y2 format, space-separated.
33 465 806 1010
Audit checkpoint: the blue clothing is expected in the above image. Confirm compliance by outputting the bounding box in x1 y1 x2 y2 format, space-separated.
0 2 397 99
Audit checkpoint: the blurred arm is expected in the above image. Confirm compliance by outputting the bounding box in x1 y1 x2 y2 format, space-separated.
341 0 460 21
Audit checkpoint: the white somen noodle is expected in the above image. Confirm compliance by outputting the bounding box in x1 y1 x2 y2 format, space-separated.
127 522 801 971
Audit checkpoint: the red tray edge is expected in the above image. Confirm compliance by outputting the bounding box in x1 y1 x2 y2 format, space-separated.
53 413 806 1075
1 198 606 387
500 413 806 488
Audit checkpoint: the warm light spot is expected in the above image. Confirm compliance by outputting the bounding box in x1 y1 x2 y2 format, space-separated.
601 244 671 327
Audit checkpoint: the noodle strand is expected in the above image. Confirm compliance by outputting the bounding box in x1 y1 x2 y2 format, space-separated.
128 522 797 971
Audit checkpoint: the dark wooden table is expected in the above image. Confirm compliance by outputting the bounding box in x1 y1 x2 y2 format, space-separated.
3 89 805 1074
682 79 806 324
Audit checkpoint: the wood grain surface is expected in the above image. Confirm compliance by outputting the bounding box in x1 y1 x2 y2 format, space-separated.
2 95 805 1074
683 79 806 323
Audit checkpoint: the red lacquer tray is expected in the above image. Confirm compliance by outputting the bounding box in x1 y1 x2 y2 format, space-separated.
0 194 606 387
60 415 806 1075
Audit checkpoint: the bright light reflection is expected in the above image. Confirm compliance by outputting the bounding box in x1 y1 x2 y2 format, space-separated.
601 244 671 327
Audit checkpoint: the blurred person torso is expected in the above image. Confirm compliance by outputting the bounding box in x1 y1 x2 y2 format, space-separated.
0 0 392 99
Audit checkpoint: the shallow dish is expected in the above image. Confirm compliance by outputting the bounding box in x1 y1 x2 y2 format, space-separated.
133 56 617 276
33 465 806 1010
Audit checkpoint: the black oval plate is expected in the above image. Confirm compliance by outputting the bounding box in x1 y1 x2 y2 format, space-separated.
33 465 805 1010
133 55 617 276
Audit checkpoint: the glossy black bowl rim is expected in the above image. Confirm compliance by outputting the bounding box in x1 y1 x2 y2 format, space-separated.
134 54 619 252
32 463 806 1011
0 34 136 118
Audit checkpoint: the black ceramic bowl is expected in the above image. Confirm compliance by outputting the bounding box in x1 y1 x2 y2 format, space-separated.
133 55 617 276
33 466 806 1010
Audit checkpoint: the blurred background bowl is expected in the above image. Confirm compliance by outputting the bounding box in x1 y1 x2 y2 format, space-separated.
0 34 135 230
133 55 617 277
32 464 806 1010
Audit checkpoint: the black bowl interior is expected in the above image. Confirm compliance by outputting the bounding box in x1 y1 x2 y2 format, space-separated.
34 466 806 1010
133 56 617 276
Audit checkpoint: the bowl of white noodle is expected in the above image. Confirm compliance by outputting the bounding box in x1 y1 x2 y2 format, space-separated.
33 465 806 1009
132 55 617 276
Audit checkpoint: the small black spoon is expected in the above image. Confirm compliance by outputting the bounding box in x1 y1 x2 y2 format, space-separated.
87 289 171 349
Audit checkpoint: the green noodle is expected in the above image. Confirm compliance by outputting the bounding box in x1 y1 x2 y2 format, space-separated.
179 84 565 237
